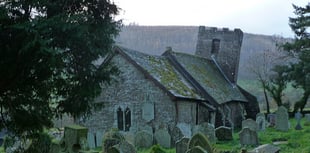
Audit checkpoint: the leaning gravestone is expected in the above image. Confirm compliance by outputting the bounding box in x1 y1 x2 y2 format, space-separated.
191 123 216 143
154 129 171 148
134 130 153 148
249 144 280 153
188 133 212 153
108 140 137 153
256 113 266 131
176 137 190 153
242 119 257 131
171 126 185 147
186 146 208 153
215 126 233 141
295 111 303 130
239 127 259 146
275 106 289 131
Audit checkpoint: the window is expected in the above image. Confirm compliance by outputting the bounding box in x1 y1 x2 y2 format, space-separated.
117 107 124 131
116 106 131 131
125 107 131 131
211 39 220 54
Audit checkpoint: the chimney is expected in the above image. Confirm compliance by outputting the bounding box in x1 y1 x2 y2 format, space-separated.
195 26 243 84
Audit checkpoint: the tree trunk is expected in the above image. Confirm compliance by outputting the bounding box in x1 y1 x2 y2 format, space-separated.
263 88 270 114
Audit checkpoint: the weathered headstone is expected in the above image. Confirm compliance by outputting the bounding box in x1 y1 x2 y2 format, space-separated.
134 130 153 148
267 114 276 127
109 140 137 153
171 126 185 147
305 114 310 122
188 133 212 153
63 125 88 153
154 129 171 148
176 137 190 153
95 131 103 147
102 129 125 153
186 146 208 153
294 111 303 130
275 106 289 131
87 132 96 149
242 119 257 131
239 127 259 146
142 103 154 122
256 113 266 131
249 144 280 153
191 123 216 143
177 123 192 138
215 126 233 141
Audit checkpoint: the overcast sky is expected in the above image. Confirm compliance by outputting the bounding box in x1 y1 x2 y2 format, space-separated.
114 0 309 37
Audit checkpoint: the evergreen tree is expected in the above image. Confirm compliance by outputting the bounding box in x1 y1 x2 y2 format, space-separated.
0 0 121 137
282 3 310 112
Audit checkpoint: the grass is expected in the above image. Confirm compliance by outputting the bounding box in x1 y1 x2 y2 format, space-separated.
137 118 310 153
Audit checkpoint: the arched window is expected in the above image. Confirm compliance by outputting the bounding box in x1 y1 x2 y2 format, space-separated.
125 107 131 131
117 107 124 131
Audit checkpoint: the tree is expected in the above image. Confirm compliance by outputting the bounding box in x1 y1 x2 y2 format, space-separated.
282 3 310 112
265 65 289 107
247 47 289 113
0 0 121 138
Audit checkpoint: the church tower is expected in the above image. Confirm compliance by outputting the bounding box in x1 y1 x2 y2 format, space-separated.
195 26 243 84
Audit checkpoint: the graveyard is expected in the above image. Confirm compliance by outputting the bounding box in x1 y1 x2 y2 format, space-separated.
1 110 310 153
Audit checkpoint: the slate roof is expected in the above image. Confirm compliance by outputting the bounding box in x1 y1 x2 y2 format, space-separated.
114 45 248 105
167 51 247 104
115 46 203 100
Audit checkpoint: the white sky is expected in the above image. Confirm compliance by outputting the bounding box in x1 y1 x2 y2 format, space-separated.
113 0 309 37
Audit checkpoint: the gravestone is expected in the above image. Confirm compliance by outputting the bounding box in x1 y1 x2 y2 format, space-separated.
186 146 208 153
188 133 212 153
109 140 137 153
275 106 289 131
305 114 310 122
177 123 192 138
239 127 259 146
191 123 216 143
294 111 303 130
267 114 276 127
95 131 103 147
154 129 171 148
142 103 154 122
215 126 233 141
256 113 266 131
171 126 185 147
63 125 88 153
134 130 153 148
176 137 190 153
87 132 96 149
242 119 257 131
0 129 7 146
249 144 280 153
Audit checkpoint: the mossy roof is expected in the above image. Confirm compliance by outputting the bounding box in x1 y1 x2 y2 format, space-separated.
117 46 203 100
115 46 247 104
169 51 248 104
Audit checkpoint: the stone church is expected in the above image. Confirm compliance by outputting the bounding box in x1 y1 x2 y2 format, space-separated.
78 26 259 146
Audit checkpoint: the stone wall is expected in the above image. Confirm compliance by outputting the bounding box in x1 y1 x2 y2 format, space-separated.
78 54 186 134
195 26 243 84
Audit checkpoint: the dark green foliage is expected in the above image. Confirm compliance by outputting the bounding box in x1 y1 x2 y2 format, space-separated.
0 0 121 138
282 3 310 112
